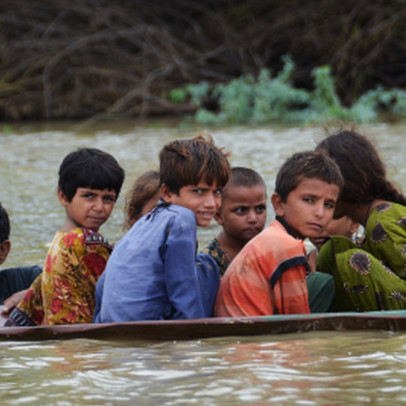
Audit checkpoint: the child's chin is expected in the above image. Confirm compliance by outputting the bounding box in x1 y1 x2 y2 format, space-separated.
197 219 213 227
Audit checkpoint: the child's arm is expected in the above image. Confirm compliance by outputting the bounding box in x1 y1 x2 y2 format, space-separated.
1 289 28 317
42 230 110 325
163 212 207 319
272 263 310 314
306 249 317 274
215 238 310 317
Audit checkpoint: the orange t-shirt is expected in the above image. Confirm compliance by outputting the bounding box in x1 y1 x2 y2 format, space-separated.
214 219 310 317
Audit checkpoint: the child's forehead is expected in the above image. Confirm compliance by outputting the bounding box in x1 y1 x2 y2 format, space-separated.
187 176 220 187
224 183 266 199
182 179 216 189
76 186 116 194
294 176 340 194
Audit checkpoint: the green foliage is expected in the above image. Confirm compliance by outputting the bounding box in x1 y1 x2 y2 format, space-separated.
252 60 310 123
350 86 406 122
169 88 187 104
173 55 406 125
185 81 211 105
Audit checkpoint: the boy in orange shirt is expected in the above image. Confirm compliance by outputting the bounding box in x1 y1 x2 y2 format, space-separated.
215 151 343 317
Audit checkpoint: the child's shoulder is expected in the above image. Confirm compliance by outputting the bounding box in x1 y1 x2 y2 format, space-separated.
54 227 113 251
153 202 196 224
82 228 112 249
249 220 303 252
201 236 220 254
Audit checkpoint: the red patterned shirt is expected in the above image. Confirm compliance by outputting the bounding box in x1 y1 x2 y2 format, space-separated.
7 227 112 326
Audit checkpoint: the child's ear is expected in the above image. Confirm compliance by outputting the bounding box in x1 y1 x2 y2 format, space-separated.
160 184 174 203
57 188 69 207
214 210 224 226
271 193 285 217
0 240 11 265
349 220 360 235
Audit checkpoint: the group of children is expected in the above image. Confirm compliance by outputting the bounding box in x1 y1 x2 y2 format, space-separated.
1 128 406 327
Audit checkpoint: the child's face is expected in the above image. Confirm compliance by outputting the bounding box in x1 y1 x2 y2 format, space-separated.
310 216 359 250
216 184 267 243
59 187 117 232
162 180 221 227
272 177 340 240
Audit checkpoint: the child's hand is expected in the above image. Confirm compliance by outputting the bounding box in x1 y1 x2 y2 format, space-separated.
307 250 317 274
1 289 28 317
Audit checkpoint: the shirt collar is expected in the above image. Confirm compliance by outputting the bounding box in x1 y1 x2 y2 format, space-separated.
275 216 297 238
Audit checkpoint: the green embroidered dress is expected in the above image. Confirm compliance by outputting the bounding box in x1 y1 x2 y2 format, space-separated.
317 202 406 311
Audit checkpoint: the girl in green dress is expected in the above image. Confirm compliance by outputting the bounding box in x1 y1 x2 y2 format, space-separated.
315 129 406 311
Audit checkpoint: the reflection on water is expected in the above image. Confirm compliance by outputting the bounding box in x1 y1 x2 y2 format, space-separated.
1 120 406 404
1 331 406 405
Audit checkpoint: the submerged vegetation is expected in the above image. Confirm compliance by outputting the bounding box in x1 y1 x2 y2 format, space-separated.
171 56 406 125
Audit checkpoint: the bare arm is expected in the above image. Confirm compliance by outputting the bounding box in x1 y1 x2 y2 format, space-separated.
1 289 28 317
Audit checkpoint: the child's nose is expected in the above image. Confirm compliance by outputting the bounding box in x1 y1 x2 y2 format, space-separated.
247 210 258 223
314 202 324 218
93 197 104 211
205 192 218 208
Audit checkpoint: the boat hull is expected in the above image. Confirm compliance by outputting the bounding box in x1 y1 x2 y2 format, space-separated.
1 311 406 341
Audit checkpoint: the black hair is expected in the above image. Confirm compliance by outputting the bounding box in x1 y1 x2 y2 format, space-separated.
58 148 125 201
0 202 10 242
223 167 266 199
275 150 343 201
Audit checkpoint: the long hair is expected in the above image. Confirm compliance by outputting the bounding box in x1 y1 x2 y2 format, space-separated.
124 170 160 229
316 130 406 205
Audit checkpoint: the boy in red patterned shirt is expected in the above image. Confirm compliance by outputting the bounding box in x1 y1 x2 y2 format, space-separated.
6 148 124 326
215 151 343 317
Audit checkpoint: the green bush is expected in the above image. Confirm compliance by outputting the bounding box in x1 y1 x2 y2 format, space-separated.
171 56 406 125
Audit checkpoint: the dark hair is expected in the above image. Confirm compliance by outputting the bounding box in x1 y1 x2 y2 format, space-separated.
223 167 266 199
159 133 231 194
275 150 343 201
124 170 160 229
0 202 10 243
316 130 406 205
58 148 125 201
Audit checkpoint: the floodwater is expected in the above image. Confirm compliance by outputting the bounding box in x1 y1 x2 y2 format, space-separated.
2 331 406 405
0 120 406 404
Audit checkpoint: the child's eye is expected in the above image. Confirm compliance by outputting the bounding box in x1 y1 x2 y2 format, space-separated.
303 197 314 203
235 207 247 214
103 195 117 202
214 189 222 195
325 202 335 209
83 192 95 199
255 205 266 213
192 189 204 194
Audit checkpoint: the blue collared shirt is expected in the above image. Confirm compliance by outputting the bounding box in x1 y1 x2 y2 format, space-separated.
94 202 219 322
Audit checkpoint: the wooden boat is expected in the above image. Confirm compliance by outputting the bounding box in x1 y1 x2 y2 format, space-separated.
1 310 406 341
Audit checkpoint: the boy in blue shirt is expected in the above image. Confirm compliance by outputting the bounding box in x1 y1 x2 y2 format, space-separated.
95 134 231 322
